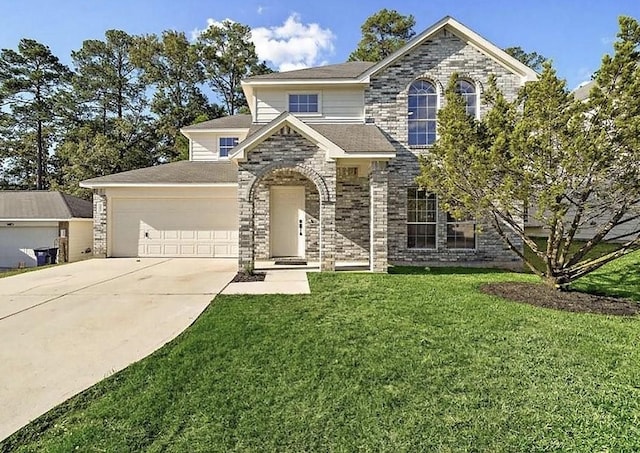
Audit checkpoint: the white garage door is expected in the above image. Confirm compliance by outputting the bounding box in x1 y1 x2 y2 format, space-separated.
0 224 59 268
111 198 238 258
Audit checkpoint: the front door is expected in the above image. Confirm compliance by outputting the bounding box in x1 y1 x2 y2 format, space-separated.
270 186 305 257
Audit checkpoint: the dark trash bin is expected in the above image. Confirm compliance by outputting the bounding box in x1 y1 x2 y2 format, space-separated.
33 248 51 266
48 247 58 264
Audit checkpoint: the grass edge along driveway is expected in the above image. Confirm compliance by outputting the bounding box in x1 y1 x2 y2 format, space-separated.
3 252 640 452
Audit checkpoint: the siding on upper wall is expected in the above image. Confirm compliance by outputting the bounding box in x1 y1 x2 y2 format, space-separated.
68 220 93 262
255 86 365 123
190 130 250 161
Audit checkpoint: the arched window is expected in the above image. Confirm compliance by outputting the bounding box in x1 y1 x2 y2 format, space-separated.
455 80 477 117
408 80 437 146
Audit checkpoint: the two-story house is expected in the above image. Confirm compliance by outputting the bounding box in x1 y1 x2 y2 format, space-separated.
81 16 538 272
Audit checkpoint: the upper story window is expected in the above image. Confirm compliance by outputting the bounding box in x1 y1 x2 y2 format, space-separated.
455 80 478 118
289 93 319 114
219 137 239 158
408 80 438 146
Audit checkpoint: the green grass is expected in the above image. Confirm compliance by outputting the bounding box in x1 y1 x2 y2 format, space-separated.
2 257 640 452
0 264 55 279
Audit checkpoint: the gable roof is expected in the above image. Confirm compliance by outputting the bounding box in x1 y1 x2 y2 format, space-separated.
80 161 238 188
0 191 92 220
230 112 395 162
181 114 253 132
244 61 375 81
360 16 538 82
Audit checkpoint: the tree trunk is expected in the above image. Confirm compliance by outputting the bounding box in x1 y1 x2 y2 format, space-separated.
36 119 44 190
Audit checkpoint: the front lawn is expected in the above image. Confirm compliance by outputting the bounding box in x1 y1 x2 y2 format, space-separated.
2 257 640 452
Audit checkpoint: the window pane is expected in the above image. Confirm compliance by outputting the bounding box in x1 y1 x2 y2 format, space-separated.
446 223 476 249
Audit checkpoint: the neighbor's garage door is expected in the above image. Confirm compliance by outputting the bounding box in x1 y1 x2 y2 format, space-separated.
110 198 238 257
0 224 59 268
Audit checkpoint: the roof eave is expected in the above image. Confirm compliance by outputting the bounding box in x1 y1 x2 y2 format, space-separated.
79 182 238 189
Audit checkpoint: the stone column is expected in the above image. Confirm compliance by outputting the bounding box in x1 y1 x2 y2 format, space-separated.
369 161 388 272
238 185 255 272
320 199 336 271
92 189 108 258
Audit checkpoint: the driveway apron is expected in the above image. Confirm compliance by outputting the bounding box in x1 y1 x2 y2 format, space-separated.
0 258 235 441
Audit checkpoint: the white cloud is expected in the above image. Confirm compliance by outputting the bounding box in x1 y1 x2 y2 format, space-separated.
190 18 236 41
191 13 335 72
600 36 615 45
257 5 265 15
251 14 335 71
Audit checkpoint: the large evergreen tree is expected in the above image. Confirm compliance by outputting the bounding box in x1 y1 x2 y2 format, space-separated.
504 46 547 72
132 30 221 161
417 16 640 289
348 9 416 62
0 39 71 189
197 20 268 115
53 30 157 196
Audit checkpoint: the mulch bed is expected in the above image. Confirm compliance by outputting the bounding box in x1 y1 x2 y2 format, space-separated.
480 282 640 316
231 272 266 283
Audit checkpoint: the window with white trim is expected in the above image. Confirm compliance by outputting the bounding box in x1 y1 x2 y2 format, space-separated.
455 80 478 118
408 80 438 146
446 213 476 249
219 137 239 158
288 94 319 113
407 188 437 249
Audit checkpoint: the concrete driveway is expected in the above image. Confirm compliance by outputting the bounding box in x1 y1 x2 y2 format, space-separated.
0 258 236 441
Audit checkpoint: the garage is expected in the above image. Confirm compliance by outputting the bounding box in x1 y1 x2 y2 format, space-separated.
0 191 94 268
80 160 241 260
110 196 238 258
0 223 59 268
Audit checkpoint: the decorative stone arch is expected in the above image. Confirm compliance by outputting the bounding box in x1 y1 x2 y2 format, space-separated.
248 162 331 204
405 75 444 96
453 73 485 94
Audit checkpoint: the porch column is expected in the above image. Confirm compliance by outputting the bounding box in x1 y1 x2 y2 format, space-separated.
238 194 255 272
320 199 336 271
370 161 388 272
92 189 107 258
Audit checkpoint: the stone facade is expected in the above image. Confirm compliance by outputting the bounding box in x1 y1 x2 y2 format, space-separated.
365 29 523 268
237 126 337 270
336 168 370 262
253 170 320 261
92 190 108 258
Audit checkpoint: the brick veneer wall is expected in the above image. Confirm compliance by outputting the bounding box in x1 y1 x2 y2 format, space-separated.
92 190 107 258
237 126 336 270
253 170 320 260
336 170 370 261
365 29 523 267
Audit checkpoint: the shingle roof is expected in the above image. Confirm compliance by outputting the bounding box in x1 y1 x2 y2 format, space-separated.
181 114 253 131
236 116 395 155
81 161 238 186
573 80 595 101
0 191 92 220
244 61 375 81
308 124 395 153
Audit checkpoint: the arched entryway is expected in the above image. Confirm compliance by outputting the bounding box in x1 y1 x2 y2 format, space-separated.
239 163 336 272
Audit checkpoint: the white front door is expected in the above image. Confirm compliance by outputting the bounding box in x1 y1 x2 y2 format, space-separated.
270 186 305 257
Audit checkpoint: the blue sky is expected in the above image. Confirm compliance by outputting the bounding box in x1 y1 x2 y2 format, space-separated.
1 0 638 89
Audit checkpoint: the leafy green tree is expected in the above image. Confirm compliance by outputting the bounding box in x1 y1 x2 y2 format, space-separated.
504 46 547 72
0 39 71 189
348 9 416 62
197 20 269 115
132 30 221 161
417 16 640 289
53 30 158 196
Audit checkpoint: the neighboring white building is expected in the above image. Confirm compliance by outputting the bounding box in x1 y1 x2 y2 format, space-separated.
0 191 93 268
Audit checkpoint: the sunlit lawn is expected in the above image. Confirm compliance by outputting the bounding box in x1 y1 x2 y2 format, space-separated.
1 252 639 452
